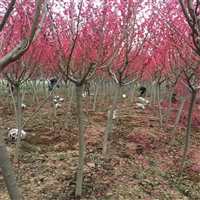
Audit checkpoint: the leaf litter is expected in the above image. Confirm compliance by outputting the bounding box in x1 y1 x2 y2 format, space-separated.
0 99 200 200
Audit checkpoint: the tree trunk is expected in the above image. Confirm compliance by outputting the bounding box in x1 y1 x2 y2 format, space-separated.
64 82 69 129
42 79 51 114
8 83 17 121
116 86 123 123
164 86 175 132
178 90 197 175
21 83 27 104
170 88 190 145
92 82 100 111
151 83 156 116
0 130 21 200
102 84 120 155
129 83 136 105
75 85 85 197
102 82 106 109
157 84 163 129
29 80 41 121
14 85 22 163
68 83 75 113
85 95 89 115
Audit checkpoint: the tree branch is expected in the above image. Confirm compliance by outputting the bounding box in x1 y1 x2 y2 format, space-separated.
0 0 43 72
0 0 16 32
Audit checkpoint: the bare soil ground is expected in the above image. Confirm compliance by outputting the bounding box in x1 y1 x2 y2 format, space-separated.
0 96 200 200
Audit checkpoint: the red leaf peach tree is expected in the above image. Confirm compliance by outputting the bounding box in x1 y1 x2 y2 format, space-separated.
0 1 46 199
101 0 154 155
46 0 130 197
0 0 45 71
171 0 200 175
150 0 200 176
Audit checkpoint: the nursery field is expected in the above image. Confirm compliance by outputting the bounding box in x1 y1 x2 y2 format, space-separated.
0 89 200 200
2 0 200 199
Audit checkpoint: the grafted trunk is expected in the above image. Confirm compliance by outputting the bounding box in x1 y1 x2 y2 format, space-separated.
14 85 22 163
75 85 85 197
